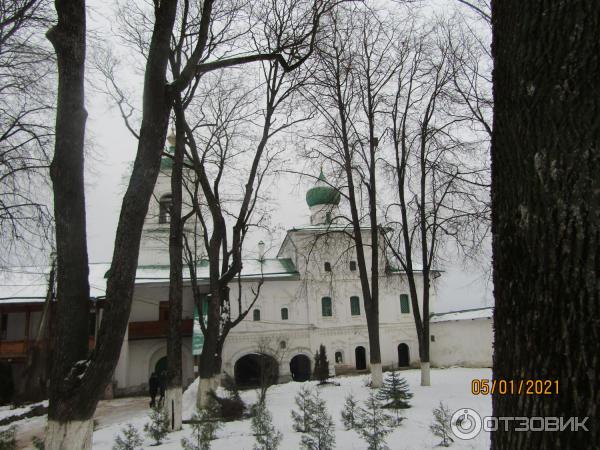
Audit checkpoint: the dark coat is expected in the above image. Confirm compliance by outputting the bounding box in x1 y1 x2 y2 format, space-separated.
149 373 159 396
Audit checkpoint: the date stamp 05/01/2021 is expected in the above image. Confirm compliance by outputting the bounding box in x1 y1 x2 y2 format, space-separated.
470 378 559 396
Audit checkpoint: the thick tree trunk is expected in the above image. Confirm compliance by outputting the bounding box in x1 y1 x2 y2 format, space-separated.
45 1 91 447
165 109 185 431
491 1 599 449
44 1 178 447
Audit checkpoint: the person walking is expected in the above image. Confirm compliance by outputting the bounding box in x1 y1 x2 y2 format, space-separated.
158 370 166 407
148 371 159 408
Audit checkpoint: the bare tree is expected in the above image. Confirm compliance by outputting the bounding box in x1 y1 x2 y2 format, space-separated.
300 5 401 387
384 18 489 386
491 1 599 448
0 0 54 266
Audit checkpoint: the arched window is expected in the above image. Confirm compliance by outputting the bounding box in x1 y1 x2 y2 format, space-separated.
350 296 360 316
324 262 331 272
321 297 332 317
159 194 173 224
281 307 289 320
253 309 261 321
334 351 344 363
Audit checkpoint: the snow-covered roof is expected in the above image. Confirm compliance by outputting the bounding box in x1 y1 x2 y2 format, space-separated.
430 306 493 323
0 264 109 304
0 258 298 304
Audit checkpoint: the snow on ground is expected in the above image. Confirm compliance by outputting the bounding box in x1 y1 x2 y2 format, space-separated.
8 367 492 449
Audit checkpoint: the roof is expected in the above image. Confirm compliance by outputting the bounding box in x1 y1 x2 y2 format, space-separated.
0 258 298 304
0 264 108 304
305 170 341 207
430 306 493 323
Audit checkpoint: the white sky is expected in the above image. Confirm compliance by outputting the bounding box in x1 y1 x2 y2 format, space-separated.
83 0 493 314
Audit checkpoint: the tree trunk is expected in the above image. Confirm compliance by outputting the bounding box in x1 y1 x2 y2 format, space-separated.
45 1 92 447
491 1 599 449
165 107 185 431
44 1 178 447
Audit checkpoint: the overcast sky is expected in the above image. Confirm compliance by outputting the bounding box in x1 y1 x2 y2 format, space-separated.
82 0 493 314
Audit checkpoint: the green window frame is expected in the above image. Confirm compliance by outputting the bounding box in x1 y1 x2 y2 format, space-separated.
253 309 261 321
400 294 410 314
349 261 357 271
281 307 289 320
350 296 360 316
321 297 332 317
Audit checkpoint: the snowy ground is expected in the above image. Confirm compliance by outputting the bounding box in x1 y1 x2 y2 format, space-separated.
6 367 492 449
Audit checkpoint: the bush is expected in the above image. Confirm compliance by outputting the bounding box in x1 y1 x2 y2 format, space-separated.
0 426 16 450
430 402 454 447
300 391 335 450
290 386 315 432
113 424 143 450
209 390 245 421
181 398 221 450
251 401 282 450
340 394 359 430
355 393 395 450
376 371 413 413
31 436 44 450
144 407 169 445
313 345 329 384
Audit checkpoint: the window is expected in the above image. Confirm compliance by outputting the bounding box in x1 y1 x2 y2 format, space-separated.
321 297 332 317
159 301 169 321
253 309 261 321
326 211 332 223
335 351 344 363
280 340 287 349
324 262 331 272
159 194 173 224
350 296 360 316
281 307 289 320
349 261 357 271
431 335 435 342
400 294 410 313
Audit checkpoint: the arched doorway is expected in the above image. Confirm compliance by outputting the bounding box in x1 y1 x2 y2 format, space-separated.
234 353 279 388
154 356 167 375
355 346 366 370
290 354 311 381
398 343 410 367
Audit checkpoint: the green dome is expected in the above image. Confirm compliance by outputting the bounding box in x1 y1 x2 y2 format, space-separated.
306 171 341 207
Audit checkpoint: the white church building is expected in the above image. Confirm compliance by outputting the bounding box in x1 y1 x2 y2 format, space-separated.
0 146 494 397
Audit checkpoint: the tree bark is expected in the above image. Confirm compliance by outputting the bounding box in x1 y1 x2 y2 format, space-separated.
491 1 599 448
44 1 178 447
45 0 92 446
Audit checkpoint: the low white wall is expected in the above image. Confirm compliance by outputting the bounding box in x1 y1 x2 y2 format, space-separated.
430 318 493 367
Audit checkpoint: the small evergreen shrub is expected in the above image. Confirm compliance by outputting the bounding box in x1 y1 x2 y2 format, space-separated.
31 436 45 450
430 402 454 447
340 394 359 430
291 386 315 432
300 391 335 450
181 398 222 450
376 371 413 412
112 424 143 450
313 345 329 384
251 401 282 450
209 390 245 421
144 407 169 445
355 393 395 450
0 426 16 450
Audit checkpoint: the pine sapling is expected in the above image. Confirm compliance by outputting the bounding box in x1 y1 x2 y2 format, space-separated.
291 386 315 432
0 426 16 450
430 402 454 447
313 344 329 384
252 401 283 450
355 393 395 450
144 406 169 445
181 398 222 450
376 371 413 418
300 391 335 450
112 424 143 450
341 394 359 430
